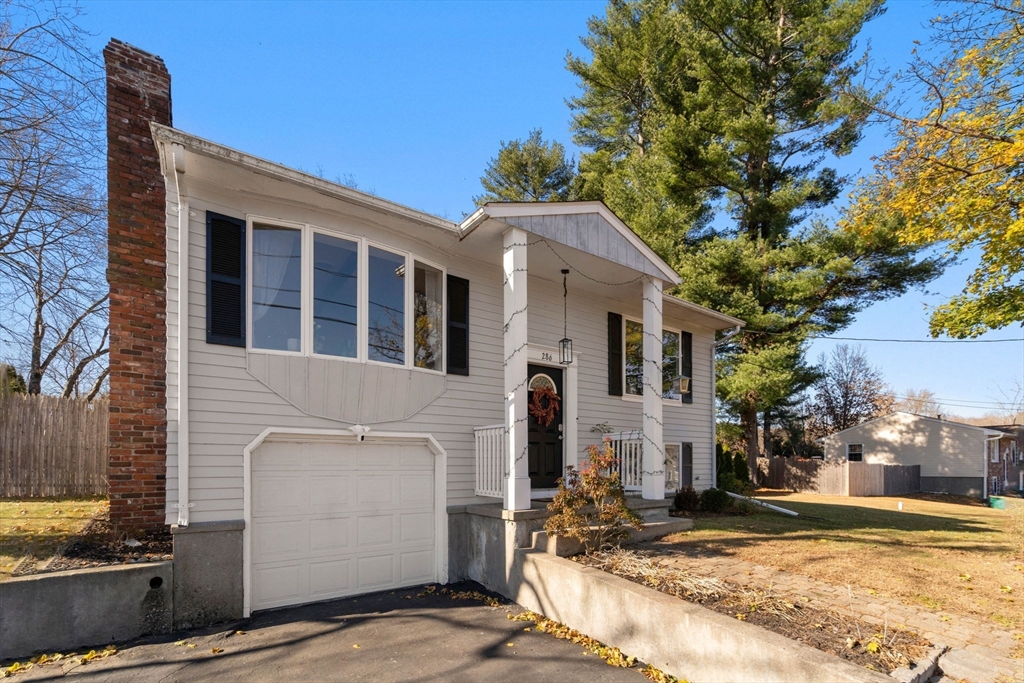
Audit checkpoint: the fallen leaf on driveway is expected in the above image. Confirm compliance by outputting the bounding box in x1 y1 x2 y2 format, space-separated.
507 643 514 647
187 644 196 649
210 648 223 654
174 641 188 647
352 644 360 649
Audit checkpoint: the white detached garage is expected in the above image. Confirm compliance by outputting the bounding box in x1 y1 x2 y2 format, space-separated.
243 429 448 615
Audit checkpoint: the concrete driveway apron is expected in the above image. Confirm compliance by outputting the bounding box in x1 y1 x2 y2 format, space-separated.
16 582 647 683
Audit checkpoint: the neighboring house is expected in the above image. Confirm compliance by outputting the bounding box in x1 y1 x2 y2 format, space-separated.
820 412 1006 498
102 40 743 622
981 425 1024 496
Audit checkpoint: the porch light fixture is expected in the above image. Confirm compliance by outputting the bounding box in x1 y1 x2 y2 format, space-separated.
559 269 573 365
669 375 691 394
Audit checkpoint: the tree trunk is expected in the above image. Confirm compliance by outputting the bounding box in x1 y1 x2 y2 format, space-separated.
741 403 760 485
763 411 773 459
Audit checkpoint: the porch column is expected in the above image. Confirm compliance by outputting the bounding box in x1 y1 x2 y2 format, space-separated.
642 277 665 500
504 227 531 510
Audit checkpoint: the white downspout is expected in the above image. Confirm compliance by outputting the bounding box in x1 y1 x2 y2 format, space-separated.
711 325 742 488
983 437 989 501
172 143 191 527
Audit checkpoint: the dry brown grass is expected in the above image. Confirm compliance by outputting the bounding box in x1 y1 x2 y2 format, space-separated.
0 498 107 580
658 492 1024 631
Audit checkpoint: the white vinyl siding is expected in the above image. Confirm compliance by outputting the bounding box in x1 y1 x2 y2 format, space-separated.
163 182 720 524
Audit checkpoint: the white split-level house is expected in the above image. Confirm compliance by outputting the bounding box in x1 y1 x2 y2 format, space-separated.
102 39 742 624
155 124 742 616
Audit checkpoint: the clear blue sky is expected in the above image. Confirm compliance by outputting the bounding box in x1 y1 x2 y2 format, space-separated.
79 0 1022 418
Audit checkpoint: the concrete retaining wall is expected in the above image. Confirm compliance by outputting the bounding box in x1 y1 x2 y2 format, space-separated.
511 552 893 683
0 562 172 660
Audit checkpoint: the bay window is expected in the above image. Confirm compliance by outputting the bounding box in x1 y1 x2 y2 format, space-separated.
368 246 406 365
414 261 444 370
247 218 445 372
312 233 358 358
252 224 302 352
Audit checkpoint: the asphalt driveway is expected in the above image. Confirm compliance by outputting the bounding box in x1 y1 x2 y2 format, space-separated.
14 582 646 682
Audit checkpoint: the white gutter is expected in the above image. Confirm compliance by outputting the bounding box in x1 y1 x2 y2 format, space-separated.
457 207 489 240
711 325 743 488
172 143 191 527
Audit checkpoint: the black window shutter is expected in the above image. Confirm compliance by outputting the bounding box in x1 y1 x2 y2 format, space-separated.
608 312 623 396
447 275 470 376
206 212 246 347
681 331 693 404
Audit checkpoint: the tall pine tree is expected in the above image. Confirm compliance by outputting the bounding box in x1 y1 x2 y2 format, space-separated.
569 0 944 479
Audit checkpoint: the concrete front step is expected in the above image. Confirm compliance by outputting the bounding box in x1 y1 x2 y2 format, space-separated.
531 518 693 557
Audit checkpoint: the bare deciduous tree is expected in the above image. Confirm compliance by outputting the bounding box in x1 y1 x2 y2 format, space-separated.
808 345 894 437
0 1 107 396
894 388 942 417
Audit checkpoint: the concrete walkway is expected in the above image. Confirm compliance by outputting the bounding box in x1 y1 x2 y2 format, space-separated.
639 543 1023 682
10 582 643 683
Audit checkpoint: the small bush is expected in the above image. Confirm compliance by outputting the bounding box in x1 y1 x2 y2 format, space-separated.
699 487 731 513
673 486 700 512
716 444 733 479
716 470 738 493
545 442 644 554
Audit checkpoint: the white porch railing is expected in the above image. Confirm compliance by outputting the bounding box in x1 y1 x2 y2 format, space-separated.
474 424 506 498
607 431 644 492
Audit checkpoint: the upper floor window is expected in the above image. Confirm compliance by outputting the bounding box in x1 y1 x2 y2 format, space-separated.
414 261 444 370
313 233 358 358
368 246 406 365
624 318 692 402
247 218 445 373
847 444 864 462
252 224 302 352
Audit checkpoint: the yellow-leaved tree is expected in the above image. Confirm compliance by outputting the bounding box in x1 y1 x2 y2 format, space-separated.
846 0 1023 337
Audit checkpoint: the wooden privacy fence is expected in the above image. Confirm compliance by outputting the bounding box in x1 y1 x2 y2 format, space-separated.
0 395 108 497
758 458 920 497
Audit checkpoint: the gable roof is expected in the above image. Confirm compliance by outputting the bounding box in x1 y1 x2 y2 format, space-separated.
150 123 459 234
460 202 682 285
825 411 1005 440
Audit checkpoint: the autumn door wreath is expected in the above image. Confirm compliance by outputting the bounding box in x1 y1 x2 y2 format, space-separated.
529 384 561 427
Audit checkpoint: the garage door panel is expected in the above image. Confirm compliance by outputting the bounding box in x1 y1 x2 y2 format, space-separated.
253 519 306 560
356 445 396 469
254 441 303 468
400 512 434 544
253 474 307 517
356 554 395 590
400 550 435 583
253 563 307 608
356 475 394 505
309 558 352 597
399 474 433 506
251 439 437 613
309 475 351 511
356 514 395 547
309 517 351 553
399 447 433 469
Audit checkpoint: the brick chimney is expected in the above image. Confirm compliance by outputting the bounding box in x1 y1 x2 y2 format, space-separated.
104 39 171 532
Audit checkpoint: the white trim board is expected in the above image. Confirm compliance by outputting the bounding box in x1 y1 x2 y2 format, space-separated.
241 426 449 618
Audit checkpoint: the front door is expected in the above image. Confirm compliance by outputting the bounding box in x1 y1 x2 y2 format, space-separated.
528 363 564 489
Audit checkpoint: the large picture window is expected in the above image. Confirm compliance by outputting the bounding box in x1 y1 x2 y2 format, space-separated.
246 218 446 373
252 224 302 351
312 233 358 358
624 319 690 402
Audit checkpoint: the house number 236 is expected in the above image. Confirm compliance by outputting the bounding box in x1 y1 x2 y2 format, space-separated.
540 352 553 361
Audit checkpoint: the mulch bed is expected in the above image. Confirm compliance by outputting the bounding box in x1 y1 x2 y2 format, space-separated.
13 509 172 577
576 549 930 675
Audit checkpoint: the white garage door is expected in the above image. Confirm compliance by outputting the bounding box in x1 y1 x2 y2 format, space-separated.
250 438 436 612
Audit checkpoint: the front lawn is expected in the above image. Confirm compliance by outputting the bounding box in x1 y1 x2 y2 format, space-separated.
661 491 1024 631
0 498 107 580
